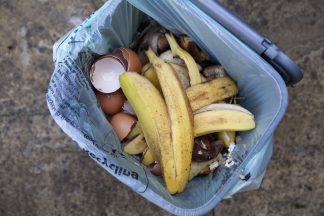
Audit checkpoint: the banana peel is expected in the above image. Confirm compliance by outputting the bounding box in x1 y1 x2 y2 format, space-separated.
123 104 254 153
194 104 255 137
142 64 236 107
218 131 236 148
142 148 155 166
187 77 238 112
144 63 190 90
146 48 194 193
189 157 219 180
143 65 162 93
123 133 147 155
125 121 142 140
165 33 202 85
119 72 178 194
169 63 206 87
149 158 220 181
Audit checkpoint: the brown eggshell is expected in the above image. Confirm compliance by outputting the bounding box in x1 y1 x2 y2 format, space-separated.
111 48 142 73
149 162 163 176
110 113 137 141
96 89 126 115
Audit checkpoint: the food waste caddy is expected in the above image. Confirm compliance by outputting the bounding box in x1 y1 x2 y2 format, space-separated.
47 0 303 215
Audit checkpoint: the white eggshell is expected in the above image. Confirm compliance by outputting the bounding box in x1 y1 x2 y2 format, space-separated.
90 57 126 93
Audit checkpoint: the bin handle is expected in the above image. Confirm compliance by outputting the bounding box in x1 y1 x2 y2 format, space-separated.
193 0 303 85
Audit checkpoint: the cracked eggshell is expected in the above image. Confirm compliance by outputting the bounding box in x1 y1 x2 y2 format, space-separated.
110 112 137 141
90 56 126 93
111 48 142 73
90 48 142 93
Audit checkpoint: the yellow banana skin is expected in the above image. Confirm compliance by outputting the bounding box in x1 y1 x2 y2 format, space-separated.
170 63 206 87
218 131 236 148
141 63 151 75
165 33 202 86
189 158 218 180
144 63 191 91
125 121 142 140
194 104 255 137
144 63 191 90
119 72 178 194
123 133 147 155
123 103 254 153
141 57 236 114
145 62 207 90
146 48 194 193
186 77 238 112
142 148 155 166
143 65 162 93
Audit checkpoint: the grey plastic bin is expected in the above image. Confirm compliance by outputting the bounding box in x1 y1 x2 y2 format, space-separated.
47 0 302 215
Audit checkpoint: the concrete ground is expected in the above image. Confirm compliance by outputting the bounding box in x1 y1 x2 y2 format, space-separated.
0 0 323 215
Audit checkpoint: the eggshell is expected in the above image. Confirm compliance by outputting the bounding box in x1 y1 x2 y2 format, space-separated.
111 48 142 73
96 89 126 115
90 56 126 93
110 113 136 141
89 48 142 93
